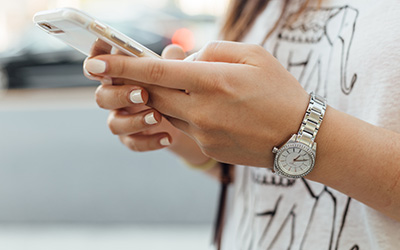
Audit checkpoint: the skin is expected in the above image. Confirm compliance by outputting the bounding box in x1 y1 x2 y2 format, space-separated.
85 44 222 180
85 41 400 221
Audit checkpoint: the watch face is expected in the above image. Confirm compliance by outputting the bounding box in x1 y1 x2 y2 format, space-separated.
274 143 315 178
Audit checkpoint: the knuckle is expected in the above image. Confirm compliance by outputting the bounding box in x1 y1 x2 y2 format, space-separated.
204 41 221 53
122 137 141 152
134 145 147 152
247 44 268 60
95 86 106 108
129 115 142 131
115 58 129 76
203 72 222 89
248 44 265 54
145 61 165 83
115 88 128 108
127 140 140 152
201 41 221 59
209 74 235 96
107 114 118 135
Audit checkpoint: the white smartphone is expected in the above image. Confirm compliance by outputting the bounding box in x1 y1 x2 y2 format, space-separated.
33 8 161 59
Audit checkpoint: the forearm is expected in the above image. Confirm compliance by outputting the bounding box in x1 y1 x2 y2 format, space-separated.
307 106 400 221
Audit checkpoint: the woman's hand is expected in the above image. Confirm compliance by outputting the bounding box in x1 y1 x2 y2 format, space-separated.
84 41 310 168
84 44 211 166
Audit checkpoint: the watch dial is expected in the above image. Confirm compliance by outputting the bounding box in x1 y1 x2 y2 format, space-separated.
277 147 314 176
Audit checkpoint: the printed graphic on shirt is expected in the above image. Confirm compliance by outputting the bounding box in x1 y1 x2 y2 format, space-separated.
236 168 359 250
272 5 359 97
236 6 361 250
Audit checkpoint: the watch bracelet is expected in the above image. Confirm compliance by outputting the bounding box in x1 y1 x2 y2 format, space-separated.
297 92 327 147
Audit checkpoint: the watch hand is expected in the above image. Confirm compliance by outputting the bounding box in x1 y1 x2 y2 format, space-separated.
293 159 308 162
294 155 301 161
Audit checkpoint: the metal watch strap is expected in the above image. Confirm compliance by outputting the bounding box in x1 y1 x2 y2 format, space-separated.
296 92 327 147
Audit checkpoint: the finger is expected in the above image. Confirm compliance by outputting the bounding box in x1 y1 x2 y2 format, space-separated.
84 55 215 91
95 85 149 110
108 109 162 136
83 58 103 81
120 133 172 152
89 38 112 57
84 39 114 81
145 85 191 120
111 77 151 87
196 41 266 65
162 44 186 60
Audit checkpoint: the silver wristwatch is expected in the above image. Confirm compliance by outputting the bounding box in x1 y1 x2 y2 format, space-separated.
272 92 327 179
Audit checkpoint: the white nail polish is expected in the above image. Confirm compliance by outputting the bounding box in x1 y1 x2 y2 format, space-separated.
160 137 171 146
85 59 106 74
144 112 158 125
130 89 144 104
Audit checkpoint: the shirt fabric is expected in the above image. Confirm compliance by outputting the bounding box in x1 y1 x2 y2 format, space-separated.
221 0 400 249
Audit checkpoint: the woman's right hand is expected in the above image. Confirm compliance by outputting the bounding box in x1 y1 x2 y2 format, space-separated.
86 44 212 165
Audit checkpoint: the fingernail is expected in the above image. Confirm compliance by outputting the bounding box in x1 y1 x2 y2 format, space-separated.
85 59 106 74
129 89 144 104
144 112 158 125
184 52 197 61
83 67 102 81
160 137 171 146
101 77 113 85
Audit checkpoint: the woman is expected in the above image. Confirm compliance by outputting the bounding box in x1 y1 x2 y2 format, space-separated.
84 0 400 249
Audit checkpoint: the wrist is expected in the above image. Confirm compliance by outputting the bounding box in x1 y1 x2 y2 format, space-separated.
272 92 327 179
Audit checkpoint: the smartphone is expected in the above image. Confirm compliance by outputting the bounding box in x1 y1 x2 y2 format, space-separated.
33 8 161 59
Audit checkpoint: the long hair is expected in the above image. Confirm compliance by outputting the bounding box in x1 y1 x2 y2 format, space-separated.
220 0 322 42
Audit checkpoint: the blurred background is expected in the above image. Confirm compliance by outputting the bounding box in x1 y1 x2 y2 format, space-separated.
0 0 228 249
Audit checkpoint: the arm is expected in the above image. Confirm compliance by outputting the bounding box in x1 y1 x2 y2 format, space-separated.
85 41 399 220
307 106 400 220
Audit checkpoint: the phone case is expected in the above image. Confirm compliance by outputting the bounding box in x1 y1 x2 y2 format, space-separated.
33 8 161 59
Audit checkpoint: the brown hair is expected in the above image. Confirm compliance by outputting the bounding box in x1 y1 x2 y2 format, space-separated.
220 0 322 42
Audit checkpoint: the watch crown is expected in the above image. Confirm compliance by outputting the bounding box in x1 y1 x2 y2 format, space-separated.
272 147 279 154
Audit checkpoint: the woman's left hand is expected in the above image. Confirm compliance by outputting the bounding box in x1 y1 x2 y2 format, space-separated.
85 41 310 167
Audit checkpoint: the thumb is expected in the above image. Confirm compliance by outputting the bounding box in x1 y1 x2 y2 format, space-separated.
161 44 186 60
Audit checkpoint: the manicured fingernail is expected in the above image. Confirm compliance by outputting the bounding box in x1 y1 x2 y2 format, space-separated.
83 67 102 81
160 137 171 146
129 89 144 104
101 77 112 85
85 59 106 74
144 112 158 125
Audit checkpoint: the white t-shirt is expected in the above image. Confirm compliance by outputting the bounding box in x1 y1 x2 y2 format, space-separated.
221 0 400 249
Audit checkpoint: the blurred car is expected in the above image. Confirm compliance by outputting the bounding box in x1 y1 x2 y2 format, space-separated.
0 22 170 89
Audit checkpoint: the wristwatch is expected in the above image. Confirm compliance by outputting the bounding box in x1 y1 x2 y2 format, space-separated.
272 92 327 179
